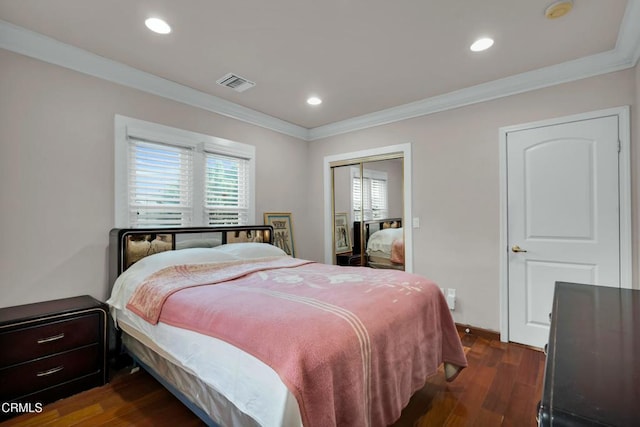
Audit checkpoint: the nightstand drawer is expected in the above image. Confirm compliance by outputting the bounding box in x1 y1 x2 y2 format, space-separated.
13 371 104 405
0 344 100 400
0 313 100 367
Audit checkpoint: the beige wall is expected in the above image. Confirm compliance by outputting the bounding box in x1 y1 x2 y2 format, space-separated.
636 63 640 281
1 47 638 335
307 68 637 331
365 158 403 219
0 49 310 307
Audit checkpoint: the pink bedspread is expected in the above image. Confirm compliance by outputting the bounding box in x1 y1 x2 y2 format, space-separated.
127 259 467 427
390 239 405 264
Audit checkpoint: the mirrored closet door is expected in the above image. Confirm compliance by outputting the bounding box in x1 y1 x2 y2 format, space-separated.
330 154 405 270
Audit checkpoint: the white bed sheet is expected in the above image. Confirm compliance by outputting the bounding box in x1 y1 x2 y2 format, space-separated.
107 245 302 427
115 310 301 427
121 328 260 426
366 227 403 256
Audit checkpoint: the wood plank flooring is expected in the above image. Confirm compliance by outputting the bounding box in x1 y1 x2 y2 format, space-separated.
1 333 545 427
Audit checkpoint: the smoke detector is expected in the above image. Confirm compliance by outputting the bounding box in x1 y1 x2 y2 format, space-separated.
545 0 573 19
216 73 255 93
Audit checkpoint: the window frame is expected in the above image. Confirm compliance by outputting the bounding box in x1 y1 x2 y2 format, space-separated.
115 115 255 228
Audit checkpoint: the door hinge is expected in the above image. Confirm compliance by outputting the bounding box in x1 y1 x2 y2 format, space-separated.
618 140 621 153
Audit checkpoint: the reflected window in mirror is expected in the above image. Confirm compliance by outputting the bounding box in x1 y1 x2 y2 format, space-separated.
351 167 388 221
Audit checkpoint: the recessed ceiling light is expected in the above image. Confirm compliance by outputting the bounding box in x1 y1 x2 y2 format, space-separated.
307 96 322 106
470 37 494 52
145 17 171 34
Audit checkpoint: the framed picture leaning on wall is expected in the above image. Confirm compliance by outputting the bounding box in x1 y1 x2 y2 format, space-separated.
264 212 295 257
334 212 351 254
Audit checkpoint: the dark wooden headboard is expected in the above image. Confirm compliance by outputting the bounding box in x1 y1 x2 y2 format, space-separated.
352 218 402 254
109 225 274 287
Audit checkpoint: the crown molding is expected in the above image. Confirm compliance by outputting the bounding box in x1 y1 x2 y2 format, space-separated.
0 19 309 141
308 50 633 140
1 0 639 143
616 0 640 65
309 0 640 141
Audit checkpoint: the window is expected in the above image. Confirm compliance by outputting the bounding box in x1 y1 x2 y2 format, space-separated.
115 115 255 228
204 153 250 225
351 167 388 221
126 138 194 227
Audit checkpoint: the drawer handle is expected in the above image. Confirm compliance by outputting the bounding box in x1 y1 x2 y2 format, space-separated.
36 365 64 377
37 333 65 344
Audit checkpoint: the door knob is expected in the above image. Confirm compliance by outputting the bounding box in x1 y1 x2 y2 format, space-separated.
511 245 527 253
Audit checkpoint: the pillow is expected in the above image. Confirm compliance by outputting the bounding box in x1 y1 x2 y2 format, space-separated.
215 242 288 259
127 247 240 274
175 238 222 250
108 248 242 313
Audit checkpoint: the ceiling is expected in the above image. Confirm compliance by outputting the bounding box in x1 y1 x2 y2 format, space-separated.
1 0 639 140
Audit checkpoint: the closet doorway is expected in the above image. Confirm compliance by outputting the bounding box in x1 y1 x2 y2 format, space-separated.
323 144 413 272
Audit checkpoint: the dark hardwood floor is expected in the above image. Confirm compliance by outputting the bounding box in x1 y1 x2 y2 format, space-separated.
392 333 545 427
1 333 544 426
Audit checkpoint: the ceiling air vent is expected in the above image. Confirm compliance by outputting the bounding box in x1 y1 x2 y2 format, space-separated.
216 73 255 93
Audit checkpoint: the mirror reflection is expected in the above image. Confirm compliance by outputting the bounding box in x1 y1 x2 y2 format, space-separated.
331 156 404 270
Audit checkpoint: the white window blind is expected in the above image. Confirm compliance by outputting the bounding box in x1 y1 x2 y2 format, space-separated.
352 168 388 221
115 115 255 228
205 153 249 225
128 138 193 227
370 178 388 219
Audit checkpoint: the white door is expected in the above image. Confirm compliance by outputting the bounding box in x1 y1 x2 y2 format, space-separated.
507 115 620 348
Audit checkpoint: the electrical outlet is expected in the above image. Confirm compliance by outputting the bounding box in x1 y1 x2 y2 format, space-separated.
446 288 456 310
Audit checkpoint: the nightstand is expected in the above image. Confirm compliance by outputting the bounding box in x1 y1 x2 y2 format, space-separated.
336 253 364 266
0 296 108 420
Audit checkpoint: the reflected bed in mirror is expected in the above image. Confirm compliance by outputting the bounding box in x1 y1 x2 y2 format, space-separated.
327 148 410 270
353 218 404 270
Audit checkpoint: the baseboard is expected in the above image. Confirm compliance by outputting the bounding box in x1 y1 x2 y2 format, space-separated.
456 323 500 341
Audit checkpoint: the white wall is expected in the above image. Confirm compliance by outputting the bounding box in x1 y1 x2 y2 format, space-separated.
0 49 310 308
307 68 638 332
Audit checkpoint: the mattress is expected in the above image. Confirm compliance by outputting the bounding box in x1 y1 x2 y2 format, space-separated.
116 312 301 426
367 252 404 270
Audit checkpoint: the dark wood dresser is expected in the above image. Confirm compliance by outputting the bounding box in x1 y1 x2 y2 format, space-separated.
538 282 640 426
0 296 108 420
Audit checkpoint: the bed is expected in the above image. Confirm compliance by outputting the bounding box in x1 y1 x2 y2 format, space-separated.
353 218 404 269
107 225 467 427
